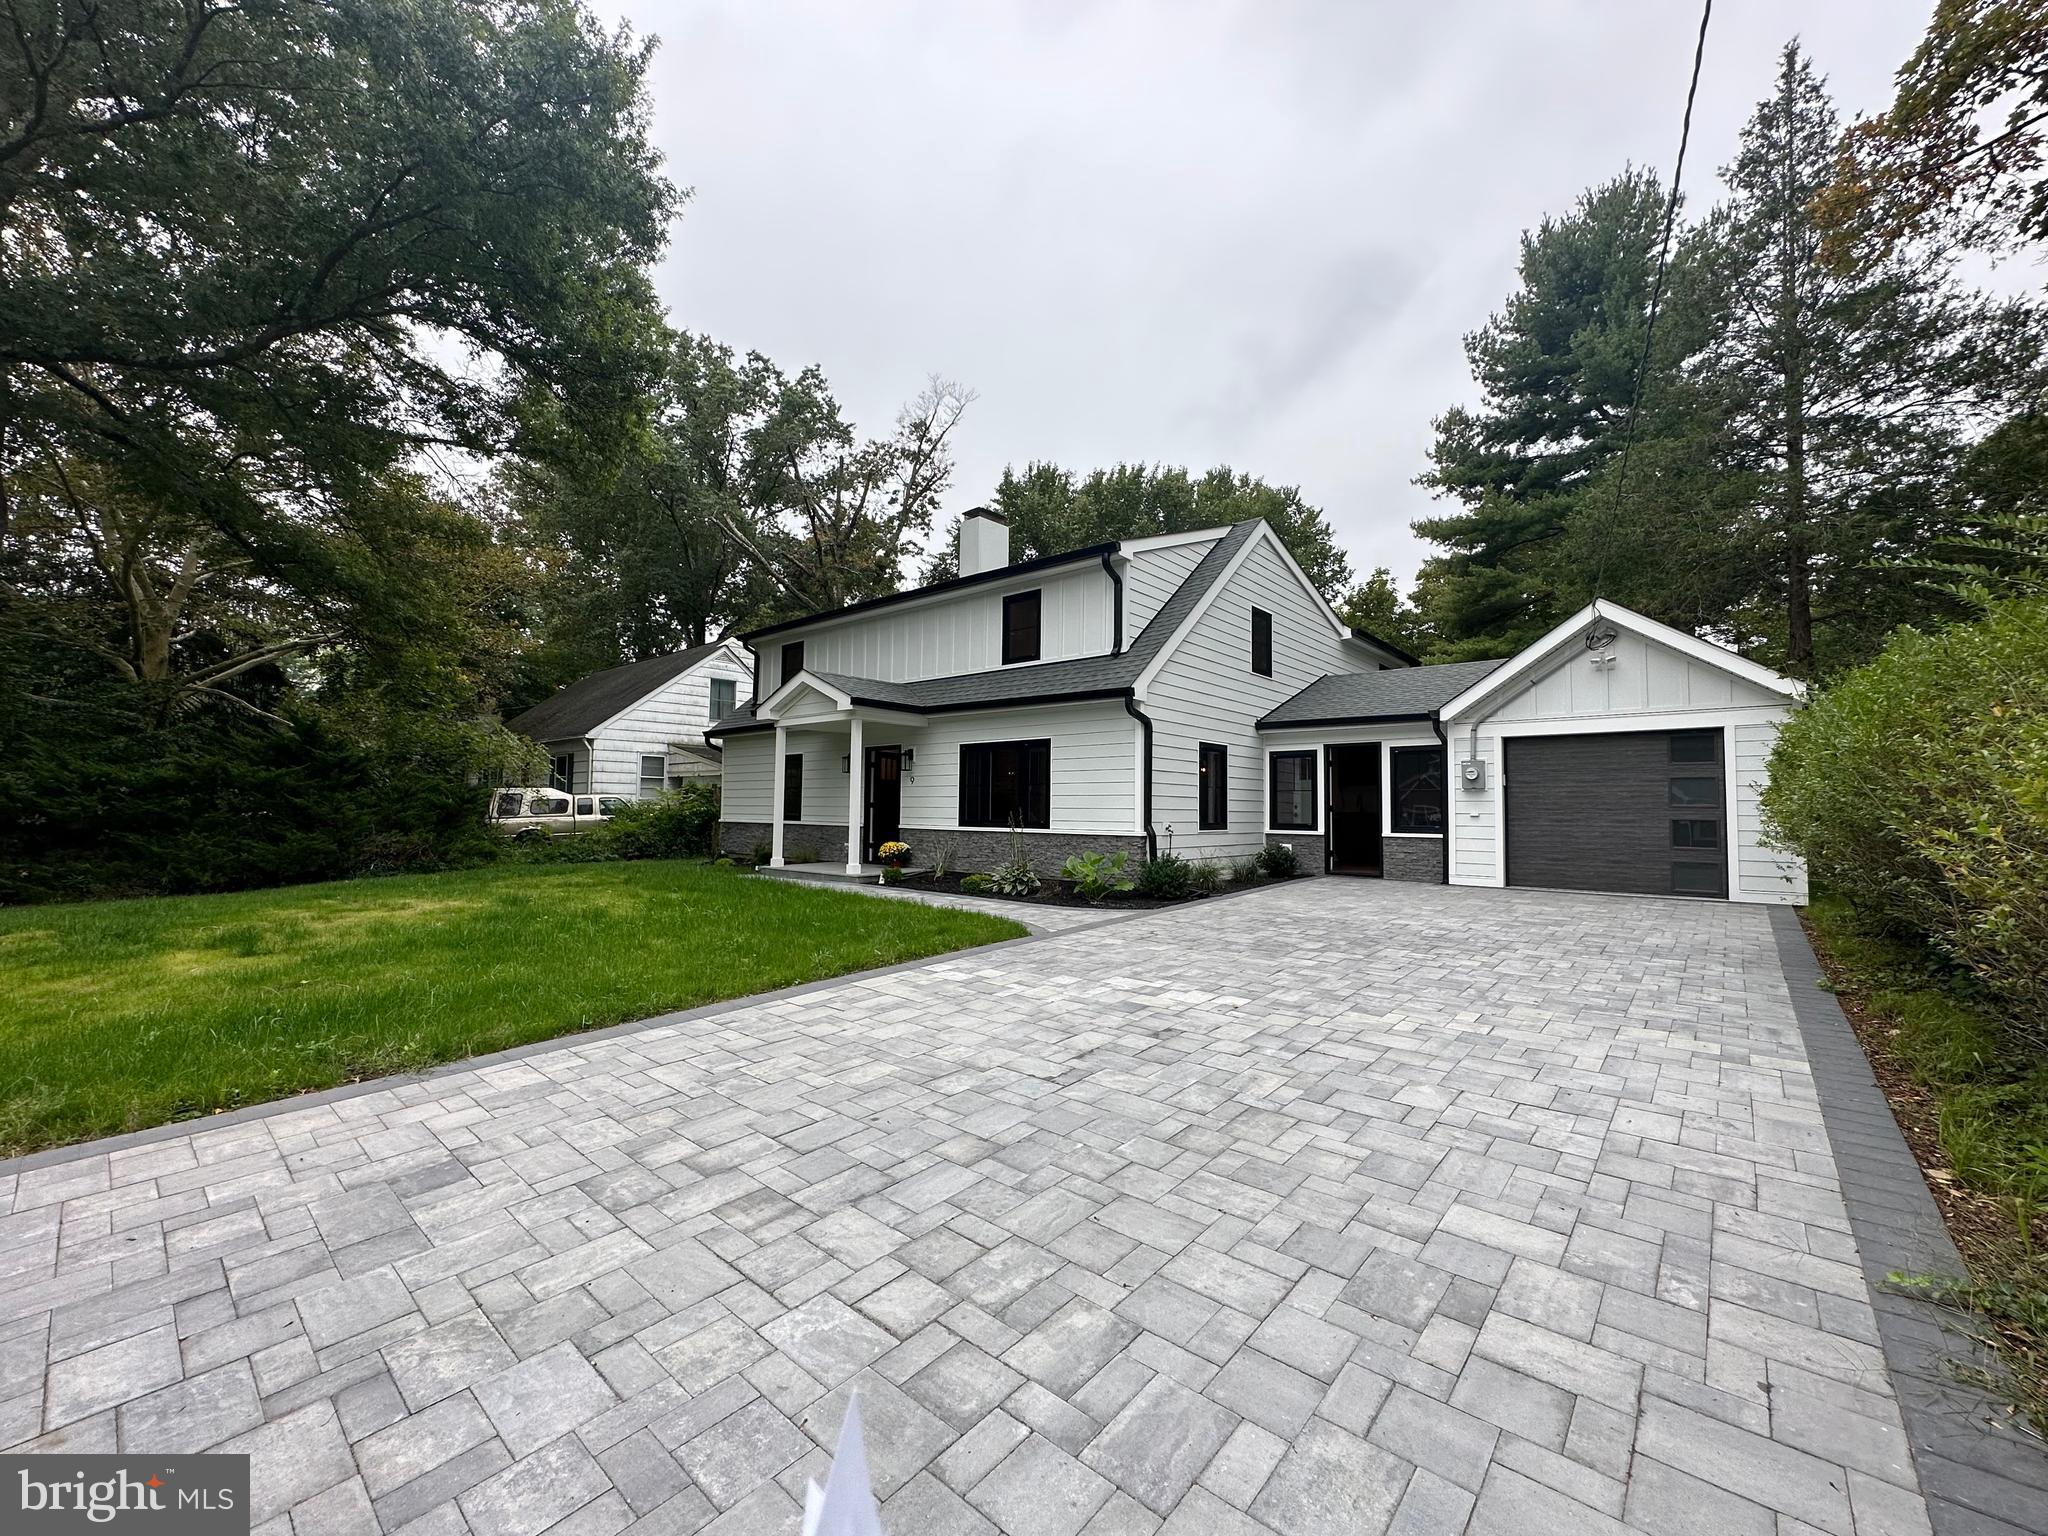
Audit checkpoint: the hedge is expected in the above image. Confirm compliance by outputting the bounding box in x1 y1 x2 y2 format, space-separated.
1761 598 2048 1051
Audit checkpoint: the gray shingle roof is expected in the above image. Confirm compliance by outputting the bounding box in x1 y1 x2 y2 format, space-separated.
1257 658 1506 726
709 522 1262 732
508 641 730 742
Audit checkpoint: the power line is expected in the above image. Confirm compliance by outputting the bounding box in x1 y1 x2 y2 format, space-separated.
1596 0 1713 596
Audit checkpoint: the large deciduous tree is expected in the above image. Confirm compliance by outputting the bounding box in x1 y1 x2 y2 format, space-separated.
0 0 675 624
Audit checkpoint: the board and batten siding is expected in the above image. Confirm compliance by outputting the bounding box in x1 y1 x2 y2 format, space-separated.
1442 629 1803 903
1143 535 1362 863
571 645 753 798
764 563 1113 693
1121 539 1216 638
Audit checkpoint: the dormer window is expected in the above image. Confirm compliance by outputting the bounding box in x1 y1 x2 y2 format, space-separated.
1251 607 1273 677
1002 590 1041 665
781 640 805 685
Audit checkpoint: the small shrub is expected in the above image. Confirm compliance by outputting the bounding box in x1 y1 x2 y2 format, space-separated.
931 840 956 880
1062 850 1135 903
1135 852 1195 900
960 873 992 893
987 862 1040 898
1257 843 1300 879
1189 860 1224 894
881 866 907 885
749 840 772 867
1229 855 1266 885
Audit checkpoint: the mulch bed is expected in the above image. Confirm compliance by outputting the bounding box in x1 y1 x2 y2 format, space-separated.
1797 912 2045 1270
886 869 1251 911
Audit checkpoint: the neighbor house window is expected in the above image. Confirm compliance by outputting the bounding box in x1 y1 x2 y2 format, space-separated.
639 754 666 798
783 753 803 822
1269 750 1316 830
959 739 1051 828
1390 746 1446 834
1003 590 1042 664
708 677 736 721
1251 607 1273 677
781 640 805 685
549 753 574 792
1198 743 1228 830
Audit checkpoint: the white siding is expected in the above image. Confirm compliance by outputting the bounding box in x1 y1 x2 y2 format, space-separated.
1734 720 1807 903
1442 633 1803 904
1143 535 1357 863
583 645 755 798
1121 540 1216 638
763 563 1113 691
717 728 845 825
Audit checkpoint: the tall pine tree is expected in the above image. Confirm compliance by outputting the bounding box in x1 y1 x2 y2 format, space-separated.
1704 43 2027 674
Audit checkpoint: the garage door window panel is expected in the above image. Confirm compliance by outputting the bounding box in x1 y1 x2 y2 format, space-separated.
1669 776 1720 807
1671 818 1719 849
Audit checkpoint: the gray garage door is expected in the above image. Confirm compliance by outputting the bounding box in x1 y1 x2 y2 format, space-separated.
1504 730 1727 898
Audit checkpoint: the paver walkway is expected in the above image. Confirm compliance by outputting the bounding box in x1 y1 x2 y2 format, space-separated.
0 882 1971 1534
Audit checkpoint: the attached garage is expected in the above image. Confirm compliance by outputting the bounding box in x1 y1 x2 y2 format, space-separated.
1503 729 1728 899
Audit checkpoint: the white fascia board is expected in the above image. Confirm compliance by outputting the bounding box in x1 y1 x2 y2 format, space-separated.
1437 599 1802 723
1116 526 1234 556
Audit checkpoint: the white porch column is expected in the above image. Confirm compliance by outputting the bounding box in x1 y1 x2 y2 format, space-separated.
845 714 865 874
770 724 788 867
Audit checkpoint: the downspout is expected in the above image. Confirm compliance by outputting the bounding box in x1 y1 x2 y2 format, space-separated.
1100 549 1124 654
1123 692 1156 860
1430 715 1451 884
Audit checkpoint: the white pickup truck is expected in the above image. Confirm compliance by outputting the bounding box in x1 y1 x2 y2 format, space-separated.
487 788 631 839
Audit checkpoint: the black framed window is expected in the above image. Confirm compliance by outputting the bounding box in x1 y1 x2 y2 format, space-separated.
549 753 573 792
959 739 1051 828
1670 731 1720 763
783 753 803 821
1671 818 1719 849
1669 776 1719 807
780 640 805 685
1251 607 1273 677
1002 590 1042 664
1269 750 1316 830
1198 743 1228 830
708 677 736 721
1390 746 1446 834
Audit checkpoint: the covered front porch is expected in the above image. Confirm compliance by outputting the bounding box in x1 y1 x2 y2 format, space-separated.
762 678 928 875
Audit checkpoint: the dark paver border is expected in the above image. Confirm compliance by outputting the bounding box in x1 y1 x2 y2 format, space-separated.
1769 907 2047 1536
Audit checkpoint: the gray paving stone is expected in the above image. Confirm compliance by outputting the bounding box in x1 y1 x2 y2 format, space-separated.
116 1360 263 1452
297 1266 416 1348
1248 1417 1411 1536
457 1434 609 1536
674 1397 810 1509
216 1400 356 1525
45 1321 183 1429
968 1432 1115 1536
472 1340 618 1457
384 1313 518 1411
1082 1373 1238 1515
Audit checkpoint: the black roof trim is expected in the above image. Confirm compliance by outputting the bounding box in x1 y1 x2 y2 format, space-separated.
1258 711 1438 730
738 542 1117 642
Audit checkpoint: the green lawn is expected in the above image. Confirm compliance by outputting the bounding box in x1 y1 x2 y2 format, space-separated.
0 861 1025 1155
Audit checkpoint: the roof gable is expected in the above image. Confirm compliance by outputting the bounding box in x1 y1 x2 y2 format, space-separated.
507 640 739 742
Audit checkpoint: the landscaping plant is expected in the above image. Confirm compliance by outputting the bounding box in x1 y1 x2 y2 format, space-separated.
1134 852 1196 900
1256 843 1301 879
1061 850 1135 903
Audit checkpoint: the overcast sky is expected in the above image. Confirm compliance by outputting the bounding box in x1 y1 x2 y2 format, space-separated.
601 1 2013 590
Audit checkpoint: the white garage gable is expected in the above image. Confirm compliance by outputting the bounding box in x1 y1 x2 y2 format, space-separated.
1440 601 1808 905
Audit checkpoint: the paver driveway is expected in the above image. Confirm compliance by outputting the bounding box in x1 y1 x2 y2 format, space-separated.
0 881 1936 1535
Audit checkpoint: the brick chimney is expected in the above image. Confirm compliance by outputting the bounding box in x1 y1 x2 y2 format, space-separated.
957 506 1010 577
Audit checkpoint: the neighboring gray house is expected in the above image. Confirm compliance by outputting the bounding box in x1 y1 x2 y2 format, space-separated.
708 509 1807 903
507 639 753 798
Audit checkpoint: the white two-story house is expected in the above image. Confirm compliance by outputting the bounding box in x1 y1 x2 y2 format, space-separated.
709 509 1808 904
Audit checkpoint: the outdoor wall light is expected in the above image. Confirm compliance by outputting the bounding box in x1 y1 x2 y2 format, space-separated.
840 754 851 773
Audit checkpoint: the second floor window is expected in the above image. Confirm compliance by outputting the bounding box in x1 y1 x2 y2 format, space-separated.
1251 607 1273 677
708 677 736 721
780 640 805 685
1003 590 1041 664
